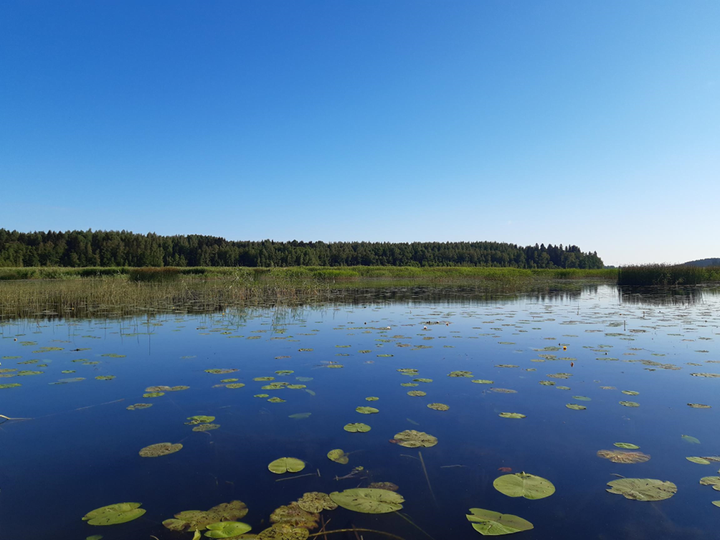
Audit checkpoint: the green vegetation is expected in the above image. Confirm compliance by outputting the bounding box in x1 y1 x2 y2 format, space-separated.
618 264 720 286
0 229 603 268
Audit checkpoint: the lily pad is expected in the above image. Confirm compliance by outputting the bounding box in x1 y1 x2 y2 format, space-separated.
365 396 379 401
163 501 248 532
143 392 165 398
268 397 286 403
344 423 371 433
566 404 586 410
622 390 640 396
572 396 591 401
682 435 701 444
427 403 449 411
193 423 220 432
226 383 245 389
499 412 525 419
699 476 720 490
270 502 318 529
126 403 152 410
186 416 215 425
205 369 238 374
296 492 338 513
687 457 712 465
493 472 555 499
288 412 311 419
268 457 305 474
688 403 711 409
407 391 426 397
619 401 639 407
606 478 677 501
327 449 349 464
614 443 640 449
472 379 494 384
392 430 437 448
466 508 533 536
82 502 146 526
356 406 379 414
329 488 404 514
139 442 183 457
257 523 309 540
205 521 252 538
597 450 650 463
448 371 473 377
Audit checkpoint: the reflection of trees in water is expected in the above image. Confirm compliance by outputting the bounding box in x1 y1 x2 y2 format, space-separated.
618 285 720 306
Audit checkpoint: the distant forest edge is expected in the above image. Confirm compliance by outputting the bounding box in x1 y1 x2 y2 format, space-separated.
684 258 720 267
0 229 604 269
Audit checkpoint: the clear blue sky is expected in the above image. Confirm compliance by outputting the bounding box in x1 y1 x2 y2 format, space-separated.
1 1 718 266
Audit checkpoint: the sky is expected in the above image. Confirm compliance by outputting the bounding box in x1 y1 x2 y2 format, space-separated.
1 1 718 266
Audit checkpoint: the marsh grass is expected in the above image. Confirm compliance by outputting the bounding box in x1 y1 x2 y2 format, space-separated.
0 266 617 320
617 264 720 286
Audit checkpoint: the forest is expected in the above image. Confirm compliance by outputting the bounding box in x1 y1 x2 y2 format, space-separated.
0 229 604 269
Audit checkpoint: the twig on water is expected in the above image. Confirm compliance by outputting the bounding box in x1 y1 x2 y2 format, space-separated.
0 414 32 425
395 512 438 540
275 472 317 482
307 529 405 540
418 451 437 505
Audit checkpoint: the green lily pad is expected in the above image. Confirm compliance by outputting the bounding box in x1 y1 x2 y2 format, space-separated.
427 403 449 411
0 383 21 389
344 423 371 433
139 442 183 457
413 378 433 383
493 473 555 499
205 369 238 374
401 382 418 387
448 371 473 377
221 378 239 383
204 521 252 538
407 391 426 397
257 523 309 539
143 392 165 398
606 478 677 501
329 488 404 514
682 435 701 444
269 502 319 529
688 403 711 409
687 457 712 465
392 430 437 448
95 375 115 381
126 403 152 410
163 501 248 532
619 401 639 407
276 370 294 375
597 450 650 463
296 492 338 513
466 507 533 536
356 406 379 414
499 412 525 419
699 477 720 490
82 502 146 526
622 390 639 395
614 443 640 449
566 404 586 410
255 394 270 398
327 449 349 464
268 457 305 474
472 379 494 384
186 415 215 425
86 535 103 540
713 501 720 508
365 396 379 401
573 396 591 401
288 412 311 419
193 423 220 432
226 383 245 389
268 397 286 403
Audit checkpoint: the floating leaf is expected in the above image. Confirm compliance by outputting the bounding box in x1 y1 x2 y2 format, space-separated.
268 457 305 474
499 412 525 419
566 404 586 410
143 392 164 398
205 369 238 374
193 424 220 432
713 501 720 508
573 396 591 401
186 416 215 425
622 390 639 396
606 478 677 501
268 397 286 403
204 521 252 538
365 396 379 401
356 406 379 414
367 482 399 491
472 379 493 384
344 423 371 433
688 403 711 409
226 383 245 389
614 443 640 449
699 477 720 490
619 401 639 407
493 473 555 499
82 503 146 526
413 378 433 383
254 394 270 398
0 383 21 389
448 371 473 378
257 523 309 539
163 501 248 532
597 450 650 463
139 442 183 458
270 502 319 529
126 403 152 410
407 391 426 397
329 488 404 514
427 403 449 411
466 507 533 536
682 435 701 444
687 457 712 465
392 430 437 448
690 373 720 378
288 412 311 419
95 375 115 381
296 492 338 513
327 449 349 464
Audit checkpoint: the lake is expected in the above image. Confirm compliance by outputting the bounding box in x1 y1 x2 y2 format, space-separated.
1 284 719 539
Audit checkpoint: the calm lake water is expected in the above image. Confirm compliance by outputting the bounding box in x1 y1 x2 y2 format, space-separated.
1 284 719 539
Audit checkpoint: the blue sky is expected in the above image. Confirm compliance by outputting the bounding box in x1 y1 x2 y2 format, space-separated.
1 1 718 266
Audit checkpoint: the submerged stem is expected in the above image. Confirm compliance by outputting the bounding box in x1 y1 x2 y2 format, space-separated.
307 529 406 540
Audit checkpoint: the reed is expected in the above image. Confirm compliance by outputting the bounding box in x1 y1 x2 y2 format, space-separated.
617 264 720 286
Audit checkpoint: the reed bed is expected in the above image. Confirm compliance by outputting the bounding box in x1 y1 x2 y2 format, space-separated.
617 264 720 286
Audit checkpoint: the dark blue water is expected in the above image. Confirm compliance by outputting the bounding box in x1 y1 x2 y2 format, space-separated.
1 285 719 539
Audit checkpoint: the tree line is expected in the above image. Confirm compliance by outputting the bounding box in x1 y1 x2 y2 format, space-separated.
0 229 604 269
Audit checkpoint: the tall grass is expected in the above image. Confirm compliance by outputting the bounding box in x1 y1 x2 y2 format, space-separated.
617 264 720 286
